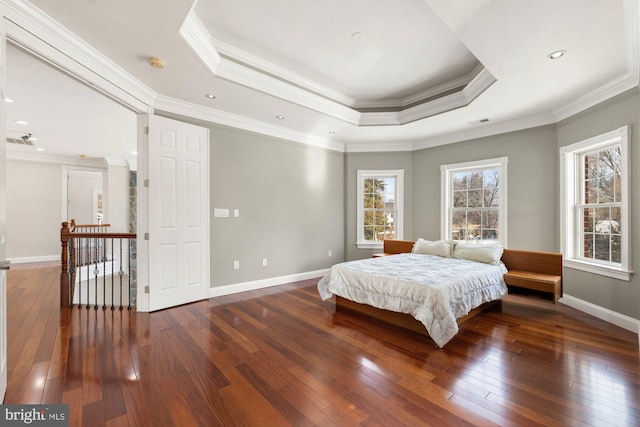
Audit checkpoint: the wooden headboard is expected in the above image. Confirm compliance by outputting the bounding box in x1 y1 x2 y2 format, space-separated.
381 239 415 255
382 239 563 301
382 239 561 271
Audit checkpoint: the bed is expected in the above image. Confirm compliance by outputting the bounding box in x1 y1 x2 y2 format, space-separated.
317 239 509 347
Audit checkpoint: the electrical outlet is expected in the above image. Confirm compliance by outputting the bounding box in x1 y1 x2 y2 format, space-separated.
234 209 240 218
262 258 268 266
328 250 332 257
233 260 240 270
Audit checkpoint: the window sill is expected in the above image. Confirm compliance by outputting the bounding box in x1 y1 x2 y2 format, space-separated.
356 241 383 250
564 259 633 281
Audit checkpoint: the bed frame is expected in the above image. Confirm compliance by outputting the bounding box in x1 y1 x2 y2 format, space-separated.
335 239 563 337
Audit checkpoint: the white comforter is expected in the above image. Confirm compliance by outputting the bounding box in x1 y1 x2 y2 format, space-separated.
317 253 508 347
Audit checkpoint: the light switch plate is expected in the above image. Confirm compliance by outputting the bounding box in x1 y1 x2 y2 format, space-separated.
214 208 229 218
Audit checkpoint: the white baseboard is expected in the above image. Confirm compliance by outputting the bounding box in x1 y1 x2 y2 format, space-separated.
8 255 59 264
559 294 640 335
209 268 329 298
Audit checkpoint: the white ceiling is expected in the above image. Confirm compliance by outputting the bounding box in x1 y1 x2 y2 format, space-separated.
5 44 137 163
4 0 638 160
196 0 480 103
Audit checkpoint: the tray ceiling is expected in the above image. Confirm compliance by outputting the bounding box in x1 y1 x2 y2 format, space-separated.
3 0 638 158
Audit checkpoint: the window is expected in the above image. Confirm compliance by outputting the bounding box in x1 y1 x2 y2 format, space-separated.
560 126 631 280
441 157 507 245
356 170 404 249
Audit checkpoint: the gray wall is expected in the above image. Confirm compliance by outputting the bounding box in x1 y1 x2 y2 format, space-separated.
163 88 640 321
209 125 344 287
7 159 61 259
556 89 640 320
6 159 130 261
344 152 413 261
412 126 559 252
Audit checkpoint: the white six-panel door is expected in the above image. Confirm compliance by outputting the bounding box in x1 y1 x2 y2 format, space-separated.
147 115 210 311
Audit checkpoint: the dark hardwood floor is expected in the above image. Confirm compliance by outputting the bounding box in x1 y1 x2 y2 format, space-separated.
5 262 640 426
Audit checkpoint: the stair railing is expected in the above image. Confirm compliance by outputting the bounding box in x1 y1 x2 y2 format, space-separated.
60 220 136 310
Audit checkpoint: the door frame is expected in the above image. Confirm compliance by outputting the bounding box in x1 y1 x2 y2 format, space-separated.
61 166 108 224
143 114 210 312
0 6 154 311
136 115 150 312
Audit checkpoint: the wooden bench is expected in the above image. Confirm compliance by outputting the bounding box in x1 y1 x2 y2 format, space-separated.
501 249 563 303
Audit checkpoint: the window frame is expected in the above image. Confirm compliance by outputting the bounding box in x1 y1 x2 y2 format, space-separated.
440 157 508 245
356 169 404 249
560 125 632 281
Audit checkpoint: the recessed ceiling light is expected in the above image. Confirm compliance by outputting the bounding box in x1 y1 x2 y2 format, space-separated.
275 115 285 120
131 151 137 155
15 120 28 125
351 32 363 40
4 98 13 103
35 148 44 152
548 50 566 60
205 93 216 99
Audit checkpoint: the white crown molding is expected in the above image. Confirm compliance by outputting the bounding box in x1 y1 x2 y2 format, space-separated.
215 59 361 124
552 72 639 121
7 147 108 167
154 95 346 153
358 111 403 126
399 91 468 125
212 37 357 107
624 0 640 83
359 67 496 126
462 66 497 102
178 10 221 75
181 11 356 107
179 12 361 125
346 140 414 153
1 0 156 114
553 0 640 121
3 0 637 155
353 64 482 109
104 157 131 167
179 9 496 126
411 112 557 151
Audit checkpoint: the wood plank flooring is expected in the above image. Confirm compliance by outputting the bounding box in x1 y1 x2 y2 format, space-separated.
4 262 640 426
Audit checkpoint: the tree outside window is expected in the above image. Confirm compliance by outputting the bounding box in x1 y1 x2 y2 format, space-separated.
560 125 630 281
441 157 507 246
357 170 404 249
580 146 622 263
363 177 396 241
450 169 500 242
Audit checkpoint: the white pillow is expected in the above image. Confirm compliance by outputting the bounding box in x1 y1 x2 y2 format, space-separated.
412 238 454 258
453 243 504 265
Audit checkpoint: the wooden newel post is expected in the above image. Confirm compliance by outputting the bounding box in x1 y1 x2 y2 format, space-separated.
60 222 70 307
